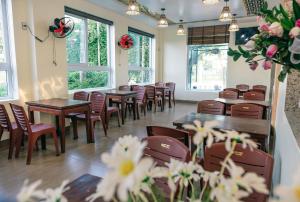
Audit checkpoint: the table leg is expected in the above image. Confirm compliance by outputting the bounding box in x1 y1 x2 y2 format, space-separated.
58 114 66 153
85 106 93 143
133 96 137 120
121 97 125 124
161 90 165 112
168 90 172 108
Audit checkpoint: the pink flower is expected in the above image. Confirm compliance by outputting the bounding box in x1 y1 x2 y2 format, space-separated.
269 22 284 37
296 19 300 28
249 61 258 71
266 44 278 58
289 27 300 38
259 24 269 32
263 60 272 70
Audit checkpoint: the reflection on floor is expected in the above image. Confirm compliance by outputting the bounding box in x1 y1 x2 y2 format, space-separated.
0 101 196 198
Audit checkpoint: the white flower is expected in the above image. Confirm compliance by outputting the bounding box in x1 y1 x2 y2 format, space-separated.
289 27 300 38
201 171 220 188
224 159 268 195
223 130 257 152
244 40 256 50
269 22 284 37
87 135 153 202
250 34 259 40
43 180 70 202
17 180 45 202
272 171 300 202
183 120 219 146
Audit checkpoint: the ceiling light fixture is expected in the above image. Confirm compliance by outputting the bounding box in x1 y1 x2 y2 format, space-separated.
158 8 168 28
176 20 186 35
126 0 140 16
229 14 239 32
219 0 232 22
202 0 220 5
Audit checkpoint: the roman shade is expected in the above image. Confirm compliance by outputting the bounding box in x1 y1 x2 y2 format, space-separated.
128 27 155 38
188 25 230 45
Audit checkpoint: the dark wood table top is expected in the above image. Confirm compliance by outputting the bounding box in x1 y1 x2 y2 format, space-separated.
173 112 271 136
105 90 137 96
63 174 103 202
26 98 91 110
215 98 271 107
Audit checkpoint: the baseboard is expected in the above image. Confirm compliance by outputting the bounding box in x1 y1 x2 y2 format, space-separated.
175 100 198 104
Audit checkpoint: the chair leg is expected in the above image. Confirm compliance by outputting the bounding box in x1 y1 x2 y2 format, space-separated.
154 99 157 113
143 104 146 116
71 117 78 140
117 110 121 127
136 104 140 120
8 131 14 159
26 136 37 165
101 120 107 136
15 132 23 158
173 93 175 106
0 127 3 141
51 131 60 156
106 112 111 129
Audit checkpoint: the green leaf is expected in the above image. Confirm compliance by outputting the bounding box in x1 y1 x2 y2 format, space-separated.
233 54 242 61
293 0 300 20
278 71 287 82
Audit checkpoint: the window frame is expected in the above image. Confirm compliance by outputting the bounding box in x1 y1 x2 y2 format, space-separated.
186 44 228 92
65 11 113 91
0 0 13 100
128 29 155 85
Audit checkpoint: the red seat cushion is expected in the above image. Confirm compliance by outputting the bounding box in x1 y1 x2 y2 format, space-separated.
30 123 55 133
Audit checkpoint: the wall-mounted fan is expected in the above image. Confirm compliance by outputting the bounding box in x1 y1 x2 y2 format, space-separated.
49 17 75 38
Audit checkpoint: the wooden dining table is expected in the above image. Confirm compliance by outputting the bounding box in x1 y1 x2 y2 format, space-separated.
26 98 92 153
173 112 271 152
215 98 271 119
105 90 137 124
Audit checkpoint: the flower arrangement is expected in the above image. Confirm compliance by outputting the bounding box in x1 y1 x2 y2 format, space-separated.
17 122 300 202
118 34 134 50
228 0 300 81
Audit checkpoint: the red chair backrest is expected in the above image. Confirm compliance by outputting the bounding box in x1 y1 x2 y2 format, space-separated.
90 92 106 114
219 90 238 99
224 88 239 93
166 82 176 92
10 104 31 133
73 91 89 101
132 86 146 102
244 91 265 101
231 103 264 119
204 143 273 202
145 85 156 99
236 84 250 91
119 85 130 91
146 126 189 147
155 82 165 87
143 136 190 166
253 85 267 92
0 104 12 130
197 100 225 115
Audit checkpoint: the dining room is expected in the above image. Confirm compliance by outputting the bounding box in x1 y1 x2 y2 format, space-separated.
0 0 299 201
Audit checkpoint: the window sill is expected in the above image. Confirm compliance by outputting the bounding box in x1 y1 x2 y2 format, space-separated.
186 89 221 93
68 87 114 95
0 98 19 104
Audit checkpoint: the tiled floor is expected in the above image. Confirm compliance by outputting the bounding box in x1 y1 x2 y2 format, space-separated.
0 102 196 198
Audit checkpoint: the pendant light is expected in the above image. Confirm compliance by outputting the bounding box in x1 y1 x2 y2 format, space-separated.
202 0 220 5
219 0 232 22
176 20 186 35
229 14 239 32
158 8 168 28
126 0 140 16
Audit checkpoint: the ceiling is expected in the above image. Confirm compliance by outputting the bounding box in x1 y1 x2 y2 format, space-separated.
88 0 280 26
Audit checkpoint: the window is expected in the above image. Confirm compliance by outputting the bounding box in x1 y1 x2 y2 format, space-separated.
128 28 154 84
66 7 113 91
187 44 228 91
0 0 13 99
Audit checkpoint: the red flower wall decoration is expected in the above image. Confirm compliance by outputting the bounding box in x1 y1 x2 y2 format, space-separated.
118 34 134 50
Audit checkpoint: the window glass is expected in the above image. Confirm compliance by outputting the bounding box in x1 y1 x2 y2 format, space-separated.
68 71 109 90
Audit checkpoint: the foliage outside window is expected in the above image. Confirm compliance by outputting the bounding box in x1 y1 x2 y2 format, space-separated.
0 0 13 99
66 13 111 90
128 31 153 84
187 44 228 91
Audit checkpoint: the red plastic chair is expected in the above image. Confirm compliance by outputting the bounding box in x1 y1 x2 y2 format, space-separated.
0 104 22 159
219 90 238 99
224 88 239 93
10 103 59 165
253 85 267 93
244 91 265 101
127 86 147 119
231 103 264 119
145 85 162 112
155 82 165 87
197 100 225 115
204 143 273 202
74 91 107 137
166 82 176 107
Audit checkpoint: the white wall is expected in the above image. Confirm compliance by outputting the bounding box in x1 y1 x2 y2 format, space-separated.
0 0 162 141
162 19 271 101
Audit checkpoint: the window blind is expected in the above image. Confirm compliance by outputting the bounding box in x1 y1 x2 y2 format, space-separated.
128 27 155 38
65 6 113 25
188 25 230 45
